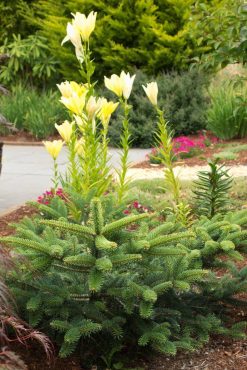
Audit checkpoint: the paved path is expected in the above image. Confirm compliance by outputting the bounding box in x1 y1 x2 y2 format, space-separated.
0 145 150 212
127 165 247 181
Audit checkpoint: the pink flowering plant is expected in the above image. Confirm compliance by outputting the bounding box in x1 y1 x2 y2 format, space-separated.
173 135 204 159
123 200 152 215
37 188 66 205
148 133 218 164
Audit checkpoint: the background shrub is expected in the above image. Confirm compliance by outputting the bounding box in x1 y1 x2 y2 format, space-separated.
15 0 199 81
0 0 36 41
108 69 209 147
0 85 68 139
0 69 209 145
0 1 242 87
207 81 247 140
190 0 247 71
0 34 58 87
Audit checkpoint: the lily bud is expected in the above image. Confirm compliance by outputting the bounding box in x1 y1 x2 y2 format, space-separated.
75 138 85 156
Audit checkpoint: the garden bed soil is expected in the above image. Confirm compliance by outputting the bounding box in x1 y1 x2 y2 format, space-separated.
0 132 60 145
1 206 247 369
133 138 247 169
0 205 37 236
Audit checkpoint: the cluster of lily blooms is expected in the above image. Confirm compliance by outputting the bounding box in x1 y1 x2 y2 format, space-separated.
42 11 160 162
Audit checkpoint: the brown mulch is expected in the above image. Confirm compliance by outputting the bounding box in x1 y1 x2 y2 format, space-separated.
134 138 247 169
1 206 247 369
0 132 60 145
0 205 37 236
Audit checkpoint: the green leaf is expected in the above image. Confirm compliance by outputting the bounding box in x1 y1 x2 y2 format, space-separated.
26 295 42 311
145 247 186 256
64 327 81 344
142 289 157 303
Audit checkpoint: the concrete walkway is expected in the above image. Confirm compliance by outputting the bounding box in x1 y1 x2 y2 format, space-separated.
0 145 150 212
127 165 247 181
0 145 246 213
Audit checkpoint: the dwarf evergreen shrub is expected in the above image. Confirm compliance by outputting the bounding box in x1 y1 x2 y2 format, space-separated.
193 159 233 218
20 0 197 81
192 209 247 267
1 195 247 366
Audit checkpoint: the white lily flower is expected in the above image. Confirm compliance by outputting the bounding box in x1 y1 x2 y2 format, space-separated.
142 82 158 106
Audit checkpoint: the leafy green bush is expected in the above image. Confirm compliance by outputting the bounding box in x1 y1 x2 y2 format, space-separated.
207 81 247 139
1 194 247 366
108 69 209 147
0 85 69 139
190 0 247 71
0 34 58 87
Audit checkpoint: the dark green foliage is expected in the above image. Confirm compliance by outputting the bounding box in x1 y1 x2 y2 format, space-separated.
0 1 36 41
192 209 247 267
193 159 233 218
1 67 208 144
108 69 209 147
1 194 247 365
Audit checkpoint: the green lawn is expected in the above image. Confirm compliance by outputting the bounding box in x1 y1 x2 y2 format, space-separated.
129 176 247 212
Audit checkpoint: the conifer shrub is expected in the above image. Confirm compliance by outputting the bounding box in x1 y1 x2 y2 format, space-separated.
1 195 247 366
20 0 197 81
193 159 233 218
192 209 247 268
1 7 247 368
